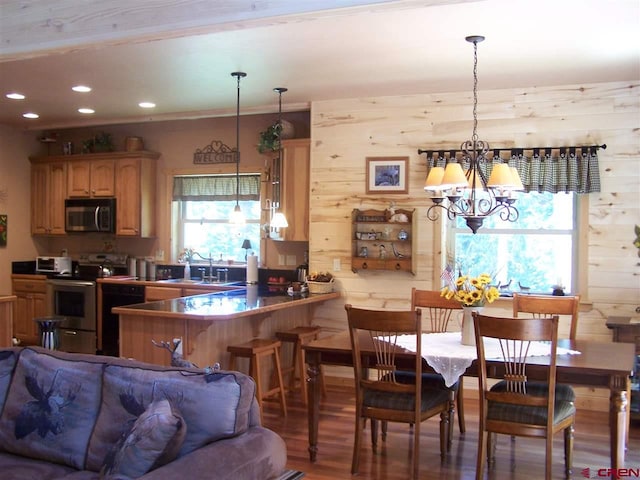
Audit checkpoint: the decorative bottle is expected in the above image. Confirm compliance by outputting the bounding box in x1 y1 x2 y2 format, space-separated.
184 261 190 280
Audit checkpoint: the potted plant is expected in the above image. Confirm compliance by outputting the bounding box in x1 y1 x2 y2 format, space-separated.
257 123 282 154
82 132 114 153
257 120 295 154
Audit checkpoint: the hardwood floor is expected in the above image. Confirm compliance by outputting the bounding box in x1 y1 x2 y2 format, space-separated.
262 386 640 479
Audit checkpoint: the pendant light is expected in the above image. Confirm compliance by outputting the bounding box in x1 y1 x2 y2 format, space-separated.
270 86 289 229
229 71 247 224
423 36 521 233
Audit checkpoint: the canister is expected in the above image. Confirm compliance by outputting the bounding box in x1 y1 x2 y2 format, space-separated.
137 258 147 280
128 257 137 278
147 261 156 281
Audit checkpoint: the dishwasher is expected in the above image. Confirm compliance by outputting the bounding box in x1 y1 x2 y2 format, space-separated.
101 283 145 356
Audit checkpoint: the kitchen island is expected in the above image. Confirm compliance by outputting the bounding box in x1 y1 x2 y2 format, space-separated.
112 286 340 368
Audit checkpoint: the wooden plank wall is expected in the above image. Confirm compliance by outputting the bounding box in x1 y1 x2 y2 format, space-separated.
307 80 640 411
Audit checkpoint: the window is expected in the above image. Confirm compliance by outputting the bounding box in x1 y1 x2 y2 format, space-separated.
173 174 261 263
450 192 577 294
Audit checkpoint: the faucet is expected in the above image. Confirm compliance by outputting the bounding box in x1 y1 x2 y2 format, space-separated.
191 251 215 282
216 268 229 283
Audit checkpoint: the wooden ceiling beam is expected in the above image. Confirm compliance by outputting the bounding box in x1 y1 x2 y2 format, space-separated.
0 0 477 62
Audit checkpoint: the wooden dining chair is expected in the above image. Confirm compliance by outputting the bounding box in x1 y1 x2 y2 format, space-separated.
472 312 576 480
512 293 580 340
411 288 466 434
345 304 451 479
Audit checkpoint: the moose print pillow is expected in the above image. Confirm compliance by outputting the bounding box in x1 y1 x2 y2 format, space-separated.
86 364 254 470
0 348 103 469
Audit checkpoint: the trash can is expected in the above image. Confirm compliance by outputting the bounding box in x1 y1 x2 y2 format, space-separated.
34 316 65 350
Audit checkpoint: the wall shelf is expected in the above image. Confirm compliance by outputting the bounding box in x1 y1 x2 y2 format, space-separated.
351 208 416 274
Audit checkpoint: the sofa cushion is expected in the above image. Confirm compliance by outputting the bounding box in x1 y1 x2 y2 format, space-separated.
0 348 104 469
0 350 18 415
101 399 186 478
86 365 255 470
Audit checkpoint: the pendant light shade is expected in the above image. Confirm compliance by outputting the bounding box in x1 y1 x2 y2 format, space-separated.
271 211 288 228
229 71 247 224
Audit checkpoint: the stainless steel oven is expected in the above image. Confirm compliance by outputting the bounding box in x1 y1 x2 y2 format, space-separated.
46 279 97 354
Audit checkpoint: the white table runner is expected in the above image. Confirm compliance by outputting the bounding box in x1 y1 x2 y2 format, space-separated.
393 332 581 387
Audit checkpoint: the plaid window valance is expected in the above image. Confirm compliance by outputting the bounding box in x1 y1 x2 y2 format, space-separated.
427 149 601 194
172 174 261 201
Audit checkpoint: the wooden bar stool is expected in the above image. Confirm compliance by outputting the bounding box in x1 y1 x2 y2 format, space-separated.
227 338 287 420
275 326 326 405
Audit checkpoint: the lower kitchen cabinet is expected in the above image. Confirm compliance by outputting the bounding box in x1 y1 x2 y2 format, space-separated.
0 296 16 347
12 276 47 346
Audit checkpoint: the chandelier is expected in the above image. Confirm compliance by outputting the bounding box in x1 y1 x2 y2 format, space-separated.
229 71 247 224
424 36 522 234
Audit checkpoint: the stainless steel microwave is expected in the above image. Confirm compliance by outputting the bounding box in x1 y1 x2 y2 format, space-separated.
65 198 116 233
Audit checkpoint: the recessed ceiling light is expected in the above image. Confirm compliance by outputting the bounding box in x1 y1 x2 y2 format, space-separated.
6 92 25 100
78 108 95 114
72 85 92 93
23 112 39 119
138 102 156 108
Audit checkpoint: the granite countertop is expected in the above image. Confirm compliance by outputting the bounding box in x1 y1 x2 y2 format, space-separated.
112 286 340 321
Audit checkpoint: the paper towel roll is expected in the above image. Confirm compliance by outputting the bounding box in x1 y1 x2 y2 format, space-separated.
246 255 258 284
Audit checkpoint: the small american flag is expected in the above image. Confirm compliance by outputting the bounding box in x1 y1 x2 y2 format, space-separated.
440 264 456 290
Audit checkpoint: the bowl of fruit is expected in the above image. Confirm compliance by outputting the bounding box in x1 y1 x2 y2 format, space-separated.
306 271 334 294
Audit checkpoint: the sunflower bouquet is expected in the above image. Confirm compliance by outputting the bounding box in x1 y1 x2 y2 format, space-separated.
441 272 499 307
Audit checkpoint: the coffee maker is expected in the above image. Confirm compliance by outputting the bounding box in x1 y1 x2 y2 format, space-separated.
296 250 309 283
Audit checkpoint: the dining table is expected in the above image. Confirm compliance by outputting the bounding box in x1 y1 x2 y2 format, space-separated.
303 330 635 471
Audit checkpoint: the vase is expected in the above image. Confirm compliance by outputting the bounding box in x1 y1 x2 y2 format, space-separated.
461 305 483 346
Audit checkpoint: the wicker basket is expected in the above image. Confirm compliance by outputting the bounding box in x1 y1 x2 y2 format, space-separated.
307 279 334 294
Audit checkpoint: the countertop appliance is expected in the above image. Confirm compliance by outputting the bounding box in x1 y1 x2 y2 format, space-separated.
46 253 128 355
36 256 72 274
65 198 116 233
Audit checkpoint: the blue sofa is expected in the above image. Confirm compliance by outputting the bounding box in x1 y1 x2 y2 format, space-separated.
0 346 287 479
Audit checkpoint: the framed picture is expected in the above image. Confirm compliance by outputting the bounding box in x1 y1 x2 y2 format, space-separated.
0 215 6 247
366 156 409 194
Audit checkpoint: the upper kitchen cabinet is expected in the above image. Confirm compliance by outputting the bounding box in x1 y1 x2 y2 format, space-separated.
270 138 310 242
30 151 159 237
115 153 159 237
67 159 115 197
31 161 67 235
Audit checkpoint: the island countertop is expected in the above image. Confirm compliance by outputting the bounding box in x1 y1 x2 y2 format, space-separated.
113 286 340 366
112 286 340 320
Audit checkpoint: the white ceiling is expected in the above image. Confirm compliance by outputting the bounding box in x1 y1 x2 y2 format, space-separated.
1 0 638 131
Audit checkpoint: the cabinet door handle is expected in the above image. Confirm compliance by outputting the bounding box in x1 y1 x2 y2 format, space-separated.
362 262 368 270
395 263 401 270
